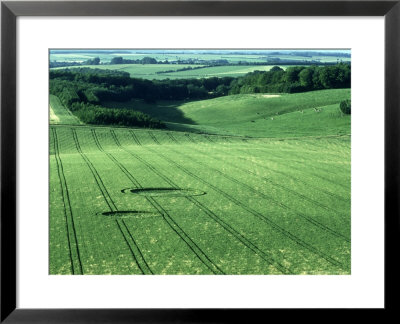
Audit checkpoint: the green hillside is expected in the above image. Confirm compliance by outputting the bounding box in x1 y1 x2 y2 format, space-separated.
104 89 350 137
50 95 82 125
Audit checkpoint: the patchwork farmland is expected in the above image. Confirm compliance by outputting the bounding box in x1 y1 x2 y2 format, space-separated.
52 64 291 80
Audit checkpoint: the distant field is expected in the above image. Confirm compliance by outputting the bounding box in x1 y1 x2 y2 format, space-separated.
52 64 290 80
153 65 291 79
50 126 350 275
52 64 204 79
50 52 351 64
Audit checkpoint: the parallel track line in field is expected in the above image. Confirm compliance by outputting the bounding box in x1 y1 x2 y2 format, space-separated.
174 134 350 204
199 137 350 191
166 132 178 143
178 149 350 243
184 133 197 143
296 138 351 154
169 145 350 242
206 135 351 175
91 131 153 275
72 129 152 275
217 145 350 202
204 135 215 143
108 130 224 275
52 128 83 275
141 144 346 270
188 144 349 221
235 154 350 203
116 133 291 274
243 152 350 192
239 146 350 186
130 131 142 146
233 138 351 173
100 130 223 275
148 131 161 145
245 139 350 161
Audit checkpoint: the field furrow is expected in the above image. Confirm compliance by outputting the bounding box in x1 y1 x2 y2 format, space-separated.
164 143 350 240
111 131 291 274
71 129 152 274
113 130 349 273
50 123 351 275
51 128 83 274
144 145 347 271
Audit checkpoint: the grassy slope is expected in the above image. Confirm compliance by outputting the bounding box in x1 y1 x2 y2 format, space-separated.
174 89 350 137
50 95 82 125
104 89 350 137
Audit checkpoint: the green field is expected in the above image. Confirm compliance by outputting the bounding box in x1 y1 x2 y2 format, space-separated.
150 65 291 79
50 95 82 125
50 87 350 275
50 52 351 65
52 64 203 79
52 64 291 80
104 89 350 137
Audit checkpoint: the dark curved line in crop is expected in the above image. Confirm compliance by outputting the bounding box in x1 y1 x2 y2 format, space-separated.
72 128 148 274
92 129 223 275
110 129 224 274
236 144 350 189
116 138 293 274
206 142 350 202
144 145 346 271
129 131 142 146
148 131 161 145
52 128 83 275
189 144 350 228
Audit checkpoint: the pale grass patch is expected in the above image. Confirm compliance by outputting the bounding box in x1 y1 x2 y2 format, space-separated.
49 105 60 123
261 94 281 98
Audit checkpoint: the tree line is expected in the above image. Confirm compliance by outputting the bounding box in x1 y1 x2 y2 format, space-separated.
229 64 350 94
50 64 350 127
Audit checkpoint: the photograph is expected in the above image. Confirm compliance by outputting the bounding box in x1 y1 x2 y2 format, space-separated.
49 49 351 275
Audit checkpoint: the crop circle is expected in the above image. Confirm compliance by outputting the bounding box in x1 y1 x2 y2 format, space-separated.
99 210 159 219
121 187 206 197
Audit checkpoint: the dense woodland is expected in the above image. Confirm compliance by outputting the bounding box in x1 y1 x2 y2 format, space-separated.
50 63 350 127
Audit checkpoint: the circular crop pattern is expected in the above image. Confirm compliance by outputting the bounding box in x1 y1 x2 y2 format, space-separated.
100 210 160 219
121 187 206 197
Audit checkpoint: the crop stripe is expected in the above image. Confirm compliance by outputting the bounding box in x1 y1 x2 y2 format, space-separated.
166 132 178 143
196 140 350 203
148 131 161 145
184 144 350 239
143 144 346 271
107 130 224 275
184 133 196 143
72 129 151 275
232 143 350 190
115 137 292 274
52 128 83 275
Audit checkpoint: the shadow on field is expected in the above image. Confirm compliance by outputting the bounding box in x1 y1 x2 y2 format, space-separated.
100 210 160 219
102 99 197 125
121 187 206 197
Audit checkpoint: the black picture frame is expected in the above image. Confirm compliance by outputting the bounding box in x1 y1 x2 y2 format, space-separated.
1 0 399 322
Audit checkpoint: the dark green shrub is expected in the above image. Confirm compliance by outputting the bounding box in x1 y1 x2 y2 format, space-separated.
340 99 351 114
